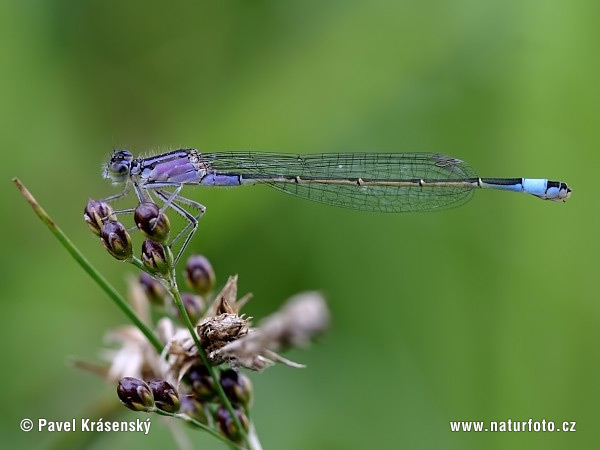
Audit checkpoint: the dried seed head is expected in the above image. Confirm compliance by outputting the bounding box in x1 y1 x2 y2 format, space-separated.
139 272 168 306
179 293 205 324
215 406 249 442
100 220 133 261
214 292 329 370
205 275 252 317
197 313 250 354
220 369 253 407
134 202 170 243
180 395 209 425
184 364 218 401
185 255 216 295
148 379 180 413
117 377 154 412
84 199 116 236
141 240 171 276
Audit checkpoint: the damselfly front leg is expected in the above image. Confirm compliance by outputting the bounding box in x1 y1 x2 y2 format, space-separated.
101 184 131 204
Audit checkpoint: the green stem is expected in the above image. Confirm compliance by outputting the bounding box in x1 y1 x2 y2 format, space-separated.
13 178 164 354
165 276 251 449
153 409 241 450
135 247 249 450
130 256 149 273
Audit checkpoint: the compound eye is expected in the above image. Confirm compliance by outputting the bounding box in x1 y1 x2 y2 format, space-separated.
107 160 130 182
112 162 128 175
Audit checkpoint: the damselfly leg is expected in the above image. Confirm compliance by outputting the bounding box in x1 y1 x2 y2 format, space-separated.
100 178 206 263
152 188 206 264
101 181 131 204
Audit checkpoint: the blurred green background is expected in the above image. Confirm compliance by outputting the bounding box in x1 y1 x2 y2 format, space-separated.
1 0 597 448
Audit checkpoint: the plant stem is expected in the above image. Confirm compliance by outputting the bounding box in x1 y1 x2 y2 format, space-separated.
247 423 264 450
12 178 164 354
165 275 252 449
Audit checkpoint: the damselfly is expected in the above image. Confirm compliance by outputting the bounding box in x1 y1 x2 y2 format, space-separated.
102 149 571 262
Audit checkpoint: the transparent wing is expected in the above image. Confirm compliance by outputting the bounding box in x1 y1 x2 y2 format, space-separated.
202 152 479 212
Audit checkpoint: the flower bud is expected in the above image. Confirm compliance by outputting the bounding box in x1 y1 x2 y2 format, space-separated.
185 255 216 295
117 377 154 412
220 369 253 407
180 395 209 425
100 220 133 260
134 202 170 243
84 199 116 236
141 240 171 276
139 272 168 306
184 364 217 401
215 406 249 442
179 293 205 324
148 379 180 413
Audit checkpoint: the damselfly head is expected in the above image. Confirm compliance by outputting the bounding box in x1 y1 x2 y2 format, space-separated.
103 150 133 183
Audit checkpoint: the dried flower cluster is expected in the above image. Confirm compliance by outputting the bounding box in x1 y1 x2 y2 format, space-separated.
80 199 330 448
